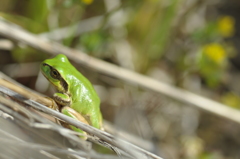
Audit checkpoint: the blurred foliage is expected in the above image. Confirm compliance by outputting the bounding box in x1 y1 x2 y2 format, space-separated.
11 46 47 63
221 92 240 109
79 31 111 57
128 0 179 72
1 0 240 159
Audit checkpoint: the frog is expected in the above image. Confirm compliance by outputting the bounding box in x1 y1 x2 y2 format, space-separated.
40 54 103 138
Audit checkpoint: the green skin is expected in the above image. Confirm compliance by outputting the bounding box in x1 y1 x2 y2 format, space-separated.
41 54 102 136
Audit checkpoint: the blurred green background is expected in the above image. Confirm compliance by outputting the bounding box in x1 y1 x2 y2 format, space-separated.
1 0 240 158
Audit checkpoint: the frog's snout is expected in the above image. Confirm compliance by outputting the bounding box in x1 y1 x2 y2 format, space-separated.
40 62 49 74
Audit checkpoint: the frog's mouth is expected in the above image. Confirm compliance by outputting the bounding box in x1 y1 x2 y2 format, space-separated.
41 71 59 90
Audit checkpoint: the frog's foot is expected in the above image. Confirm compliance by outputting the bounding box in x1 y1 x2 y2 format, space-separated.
61 106 90 140
53 93 71 106
42 97 61 125
44 97 59 111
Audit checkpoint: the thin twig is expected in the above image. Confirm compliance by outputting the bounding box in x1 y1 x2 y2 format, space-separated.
39 16 103 40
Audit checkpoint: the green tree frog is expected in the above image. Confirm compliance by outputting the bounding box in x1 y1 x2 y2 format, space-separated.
40 54 103 137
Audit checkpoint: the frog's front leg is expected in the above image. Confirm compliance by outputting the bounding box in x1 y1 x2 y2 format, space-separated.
53 93 71 106
53 93 89 139
62 106 89 139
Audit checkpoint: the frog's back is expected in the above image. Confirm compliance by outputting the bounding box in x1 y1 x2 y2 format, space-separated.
67 63 100 110
67 62 102 128
69 73 102 129
70 72 100 108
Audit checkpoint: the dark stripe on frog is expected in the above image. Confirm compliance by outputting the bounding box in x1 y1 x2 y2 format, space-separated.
44 63 69 92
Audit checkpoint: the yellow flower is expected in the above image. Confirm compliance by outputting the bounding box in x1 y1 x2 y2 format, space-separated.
203 43 226 64
81 0 93 4
218 16 235 37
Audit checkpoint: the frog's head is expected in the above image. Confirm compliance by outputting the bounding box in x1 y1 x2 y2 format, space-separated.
40 54 69 93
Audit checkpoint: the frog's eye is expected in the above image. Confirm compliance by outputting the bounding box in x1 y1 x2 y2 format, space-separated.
50 69 60 79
